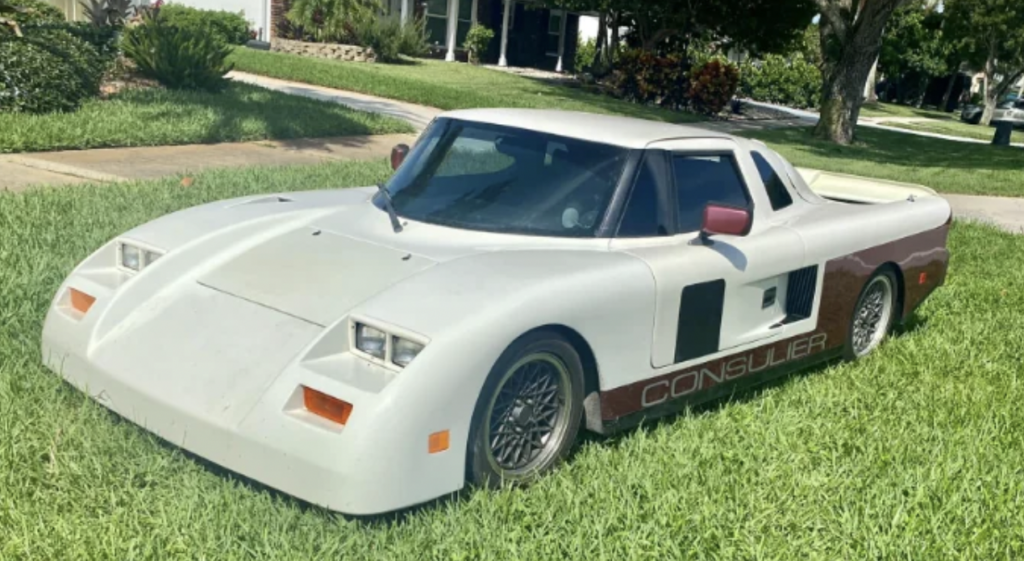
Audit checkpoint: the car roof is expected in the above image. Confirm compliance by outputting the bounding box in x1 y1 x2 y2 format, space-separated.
440 108 732 149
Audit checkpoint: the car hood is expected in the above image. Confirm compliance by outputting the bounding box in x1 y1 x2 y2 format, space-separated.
195 190 610 326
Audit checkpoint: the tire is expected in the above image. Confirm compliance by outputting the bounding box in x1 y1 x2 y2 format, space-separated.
844 269 898 360
467 331 585 488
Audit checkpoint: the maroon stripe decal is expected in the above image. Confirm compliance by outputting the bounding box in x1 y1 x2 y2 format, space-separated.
599 223 950 421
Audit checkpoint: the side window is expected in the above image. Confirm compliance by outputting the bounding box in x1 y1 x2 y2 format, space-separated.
672 154 751 233
435 132 515 177
751 151 794 211
618 157 666 237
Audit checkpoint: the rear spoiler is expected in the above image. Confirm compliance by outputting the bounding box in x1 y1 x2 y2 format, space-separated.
797 167 938 204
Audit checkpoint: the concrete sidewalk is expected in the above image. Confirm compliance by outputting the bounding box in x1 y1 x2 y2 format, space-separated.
0 133 415 193
228 71 442 131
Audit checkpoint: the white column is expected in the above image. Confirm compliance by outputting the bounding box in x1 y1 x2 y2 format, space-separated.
499 0 511 67
555 10 567 73
400 0 409 25
445 0 459 62
471 0 478 25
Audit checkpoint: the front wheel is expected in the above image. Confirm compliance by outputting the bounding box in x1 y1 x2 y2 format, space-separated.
844 270 897 360
467 332 584 488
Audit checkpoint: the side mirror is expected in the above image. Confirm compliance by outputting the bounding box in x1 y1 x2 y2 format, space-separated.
390 144 410 171
700 203 752 242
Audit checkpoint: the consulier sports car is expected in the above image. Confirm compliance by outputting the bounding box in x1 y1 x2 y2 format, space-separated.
42 109 952 515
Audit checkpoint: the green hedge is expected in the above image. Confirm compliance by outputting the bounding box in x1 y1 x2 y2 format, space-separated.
4 0 64 25
0 28 104 114
739 54 821 110
157 4 250 45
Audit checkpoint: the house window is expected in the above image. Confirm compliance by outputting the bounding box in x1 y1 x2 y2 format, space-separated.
425 0 473 47
545 10 563 57
426 0 448 45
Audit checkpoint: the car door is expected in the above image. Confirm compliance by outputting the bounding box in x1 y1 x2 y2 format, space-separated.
611 137 812 369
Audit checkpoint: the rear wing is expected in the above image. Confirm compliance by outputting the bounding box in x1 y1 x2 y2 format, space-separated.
797 167 938 204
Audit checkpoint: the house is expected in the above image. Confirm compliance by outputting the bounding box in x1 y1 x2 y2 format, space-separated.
278 0 582 72
120 0 580 72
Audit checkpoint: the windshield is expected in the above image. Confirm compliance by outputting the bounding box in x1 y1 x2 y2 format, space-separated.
381 118 630 237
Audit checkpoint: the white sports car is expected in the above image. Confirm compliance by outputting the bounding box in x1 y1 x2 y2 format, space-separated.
42 109 952 515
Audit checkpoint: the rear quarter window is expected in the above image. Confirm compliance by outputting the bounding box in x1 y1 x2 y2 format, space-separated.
751 151 794 211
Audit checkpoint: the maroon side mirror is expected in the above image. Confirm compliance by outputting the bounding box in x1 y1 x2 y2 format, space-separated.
700 203 752 242
390 144 410 171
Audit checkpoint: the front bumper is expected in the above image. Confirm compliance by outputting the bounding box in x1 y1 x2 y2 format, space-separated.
40 283 466 516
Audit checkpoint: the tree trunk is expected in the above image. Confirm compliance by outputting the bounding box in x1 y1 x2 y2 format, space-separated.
980 43 997 126
610 11 620 58
814 0 906 144
596 12 607 64
940 68 959 112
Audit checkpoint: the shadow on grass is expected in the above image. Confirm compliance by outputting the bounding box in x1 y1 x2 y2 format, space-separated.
748 125 1024 173
103 83 403 151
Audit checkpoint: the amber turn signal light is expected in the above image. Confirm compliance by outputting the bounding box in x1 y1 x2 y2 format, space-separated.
69 288 96 315
428 430 449 454
302 386 353 426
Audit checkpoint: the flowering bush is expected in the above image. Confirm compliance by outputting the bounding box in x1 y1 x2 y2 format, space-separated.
609 49 690 110
688 59 740 115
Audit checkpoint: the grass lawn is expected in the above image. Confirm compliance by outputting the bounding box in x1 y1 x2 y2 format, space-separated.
884 119 1024 145
3 162 1024 558
0 82 412 154
859 101 956 120
228 48 701 124
748 125 1024 197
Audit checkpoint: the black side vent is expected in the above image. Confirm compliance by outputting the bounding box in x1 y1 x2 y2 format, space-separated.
783 265 818 323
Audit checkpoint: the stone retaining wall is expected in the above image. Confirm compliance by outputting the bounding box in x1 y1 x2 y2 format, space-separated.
271 38 376 63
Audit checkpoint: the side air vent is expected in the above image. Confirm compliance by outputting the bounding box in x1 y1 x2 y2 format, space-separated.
783 265 818 323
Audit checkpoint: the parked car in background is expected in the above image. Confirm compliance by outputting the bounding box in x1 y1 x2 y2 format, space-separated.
961 96 1024 126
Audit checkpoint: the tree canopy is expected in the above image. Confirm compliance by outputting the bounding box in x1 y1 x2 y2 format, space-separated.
544 0 816 56
945 0 1024 123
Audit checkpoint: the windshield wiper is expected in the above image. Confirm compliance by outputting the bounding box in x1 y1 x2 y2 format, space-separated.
375 183 403 233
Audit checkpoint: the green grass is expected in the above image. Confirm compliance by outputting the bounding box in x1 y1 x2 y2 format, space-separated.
884 119 1024 145
0 83 412 154
3 162 1024 558
859 101 956 121
747 126 1024 197
228 48 702 123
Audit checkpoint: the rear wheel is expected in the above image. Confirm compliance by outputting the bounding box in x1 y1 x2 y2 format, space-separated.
467 332 584 487
844 270 897 360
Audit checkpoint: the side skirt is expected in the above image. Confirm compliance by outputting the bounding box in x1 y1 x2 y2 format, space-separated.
599 348 842 434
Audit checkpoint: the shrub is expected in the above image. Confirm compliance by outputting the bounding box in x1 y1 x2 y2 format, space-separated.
688 59 740 115
122 11 232 91
0 28 104 113
158 4 250 46
78 0 135 27
738 54 821 109
609 49 689 110
3 0 63 26
396 15 427 57
22 21 119 63
575 35 596 73
351 13 426 62
463 23 493 64
286 0 379 43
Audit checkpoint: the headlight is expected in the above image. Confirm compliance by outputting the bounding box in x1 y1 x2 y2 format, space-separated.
355 323 386 359
120 243 141 271
119 241 163 273
392 336 424 367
